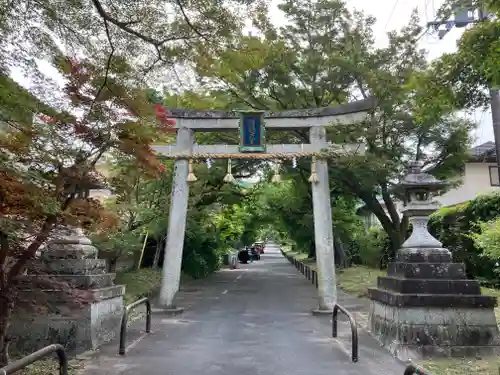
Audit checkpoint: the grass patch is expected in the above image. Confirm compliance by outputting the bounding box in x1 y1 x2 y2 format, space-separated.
337 265 385 297
17 357 86 375
419 357 500 375
115 267 163 305
283 251 316 267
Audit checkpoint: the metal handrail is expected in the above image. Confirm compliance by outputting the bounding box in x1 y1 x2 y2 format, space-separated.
119 297 152 355
0 344 67 375
332 304 359 363
404 363 433 375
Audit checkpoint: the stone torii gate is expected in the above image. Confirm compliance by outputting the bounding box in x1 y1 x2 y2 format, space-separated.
153 99 372 314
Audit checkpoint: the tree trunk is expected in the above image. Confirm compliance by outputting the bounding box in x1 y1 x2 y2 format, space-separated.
365 196 406 262
107 258 117 273
153 239 163 269
0 291 14 367
307 241 316 259
379 228 404 269
334 236 348 268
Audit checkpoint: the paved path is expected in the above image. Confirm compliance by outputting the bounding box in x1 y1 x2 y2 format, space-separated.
85 243 406 375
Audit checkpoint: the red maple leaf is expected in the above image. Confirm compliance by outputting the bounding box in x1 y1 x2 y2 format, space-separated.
38 114 57 124
154 104 176 132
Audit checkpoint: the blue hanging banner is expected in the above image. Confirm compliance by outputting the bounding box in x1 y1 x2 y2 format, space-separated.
238 111 266 152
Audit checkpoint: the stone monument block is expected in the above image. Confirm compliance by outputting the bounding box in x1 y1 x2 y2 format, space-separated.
368 161 499 360
11 227 125 354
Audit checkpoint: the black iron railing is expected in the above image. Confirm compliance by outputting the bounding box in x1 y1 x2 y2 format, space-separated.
0 344 68 375
404 363 433 375
119 297 152 355
284 253 318 289
332 304 359 363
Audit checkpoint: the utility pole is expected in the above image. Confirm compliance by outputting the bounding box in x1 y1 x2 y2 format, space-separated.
489 88 500 172
428 7 500 175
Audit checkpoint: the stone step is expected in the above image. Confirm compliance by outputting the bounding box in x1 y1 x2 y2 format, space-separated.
387 261 466 279
377 275 481 295
30 259 107 275
368 287 498 308
395 248 452 263
40 243 98 259
17 285 125 305
24 273 116 289
92 285 126 301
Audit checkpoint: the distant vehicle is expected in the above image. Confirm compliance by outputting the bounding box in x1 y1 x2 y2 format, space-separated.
254 242 265 254
250 246 261 260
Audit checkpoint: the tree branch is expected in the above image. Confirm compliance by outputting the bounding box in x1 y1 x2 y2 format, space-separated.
92 0 182 46
381 183 400 229
87 17 115 114
7 217 56 282
91 0 192 64
173 0 208 41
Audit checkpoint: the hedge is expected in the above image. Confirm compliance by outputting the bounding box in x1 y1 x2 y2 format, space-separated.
429 193 500 281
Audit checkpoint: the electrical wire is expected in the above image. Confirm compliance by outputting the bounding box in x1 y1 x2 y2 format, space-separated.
423 0 432 22
384 0 400 31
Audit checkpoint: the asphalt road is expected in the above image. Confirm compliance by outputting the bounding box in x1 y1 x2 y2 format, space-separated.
85 243 405 375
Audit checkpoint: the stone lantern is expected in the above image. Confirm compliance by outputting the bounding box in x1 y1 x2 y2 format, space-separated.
368 161 499 361
398 160 447 253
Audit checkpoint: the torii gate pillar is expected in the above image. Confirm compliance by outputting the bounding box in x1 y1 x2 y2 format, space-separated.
158 127 193 311
310 127 337 313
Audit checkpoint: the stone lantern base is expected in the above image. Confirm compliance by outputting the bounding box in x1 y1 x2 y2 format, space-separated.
367 248 499 360
9 227 125 355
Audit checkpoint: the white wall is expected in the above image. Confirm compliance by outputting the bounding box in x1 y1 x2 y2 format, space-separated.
436 162 500 207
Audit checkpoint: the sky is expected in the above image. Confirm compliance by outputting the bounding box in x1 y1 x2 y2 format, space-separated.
10 0 493 147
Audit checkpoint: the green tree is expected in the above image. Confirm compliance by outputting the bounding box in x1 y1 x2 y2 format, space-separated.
191 0 474 254
245 162 362 264
90 155 175 271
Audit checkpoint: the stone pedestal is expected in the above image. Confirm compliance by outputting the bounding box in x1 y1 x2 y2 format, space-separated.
368 248 499 359
367 161 499 360
11 227 125 354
